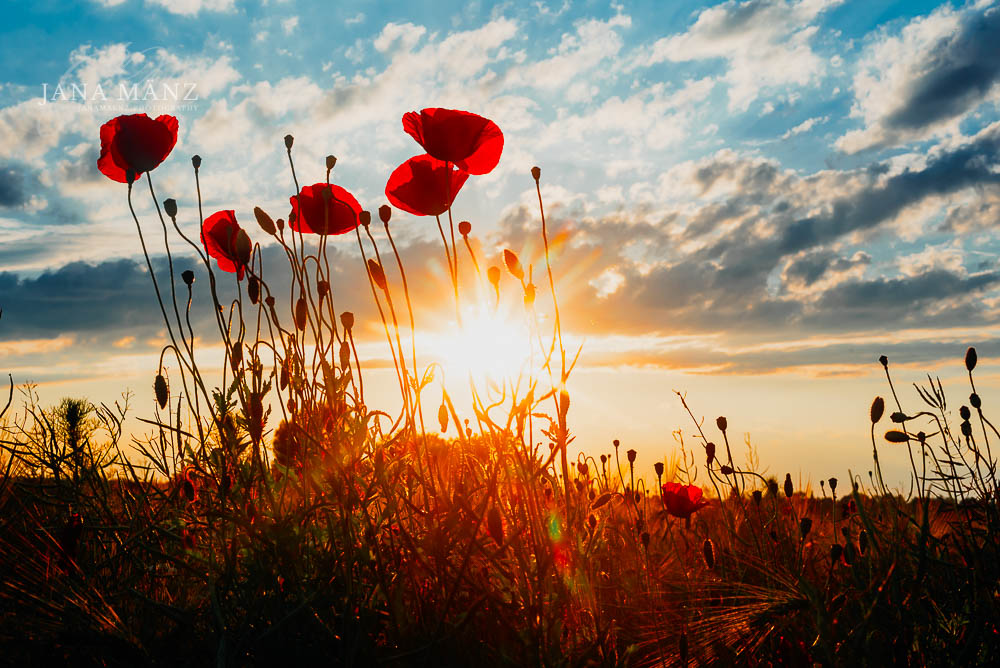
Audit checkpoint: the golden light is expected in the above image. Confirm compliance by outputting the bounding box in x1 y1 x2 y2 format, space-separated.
423 301 535 390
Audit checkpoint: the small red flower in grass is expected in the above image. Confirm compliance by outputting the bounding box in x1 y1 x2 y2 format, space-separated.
385 154 469 217
98 113 178 183
661 482 709 519
402 108 503 175
289 183 363 235
201 210 250 279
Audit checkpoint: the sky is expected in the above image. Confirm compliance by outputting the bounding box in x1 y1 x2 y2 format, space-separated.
2 0 1000 489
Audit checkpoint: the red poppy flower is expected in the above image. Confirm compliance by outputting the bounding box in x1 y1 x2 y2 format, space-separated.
385 154 470 217
289 183 363 235
201 210 250 279
97 113 179 183
661 482 709 519
402 108 503 175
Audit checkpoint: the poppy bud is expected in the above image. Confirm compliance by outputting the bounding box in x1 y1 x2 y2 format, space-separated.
531 166 541 181
626 449 637 464
276 217 285 231
163 198 177 217
235 229 252 268
716 416 727 432
487 265 501 287
870 396 884 423
458 220 471 236
265 295 275 307
438 401 449 433
752 490 762 506
503 249 524 281
720 465 733 475
247 276 260 304
317 280 330 299
368 259 387 291
374 204 390 224
654 462 664 478
800 517 812 539
253 207 277 236
359 210 371 227
339 340 351 369
486 506 504 547
784 473 794 498
706 441 716 465
326 155 337 171
890 411 908 423
966 346 978 372
341 311 354 331
523 283 536 306
294 296 308 330
885 430 909 443
828 478 838 495
613 439 620 448
960 405 971 421
878 355 888 368
961 420 972 437
703 538 715 569
181 270 195 286
284 134 294 150
230 346 242 371
279 364 289 390
858 529 869 555
154 374 168 409
971 392 982 409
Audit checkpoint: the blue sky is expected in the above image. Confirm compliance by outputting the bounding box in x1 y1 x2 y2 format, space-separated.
2 0 1000 484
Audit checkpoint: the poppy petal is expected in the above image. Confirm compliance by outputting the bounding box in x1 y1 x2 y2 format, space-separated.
289 183 362 235
402 108 503 175
98 113 178 183
385 154 470 217
201 210 246 279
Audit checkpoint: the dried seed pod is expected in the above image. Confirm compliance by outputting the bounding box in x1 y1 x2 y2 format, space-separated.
378 204 391 224
716 416 727 432
191 155 201 169
961 421 972 437
294 296 308 330
960 405 971 421
253 206 277 235
503 249 524 281
230 346 243 371
971 392 982 409
858 529 869 555
181 269 195 286
828 478 838 495
800 516 812 539
752 490 762 505
163 198 177 217
340 311 354 331
368 259 387 291
458 220 471 236
325 155 337 171
154 374 169 409
784 473 794 498
531 166 541 181
627 449 637 464
317 280 330 300
359 210 371 227
878 354 888 367
706 441 716 466
284 134 294 150
720 465 733 475
703 538 715 569
654 462 664 478
870 396 884 423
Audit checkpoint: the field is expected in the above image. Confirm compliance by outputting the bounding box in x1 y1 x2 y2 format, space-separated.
1 110 998 667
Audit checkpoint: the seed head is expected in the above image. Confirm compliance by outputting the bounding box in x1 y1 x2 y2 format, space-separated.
339 341 351 369
378 205 391 224
784 473 794 498
654 461 664 478
294 296 308 330
458 220 471 236
971 392 982 409
800 516 812 539
828 477 838 495
720 465 734 475
191 155 201 169
247 276 260 304
325 155 337 171
317 280 330 299
626 449 637 464
960 405 971 421
359 210 371 227
163 198 177 217
878 354 888 368
531 166 541 181
705 441 716 465
613 439 620 449
181 270 195 286
716 416 727 432
284 134 294 150
961 420 972 437
752 490 762 506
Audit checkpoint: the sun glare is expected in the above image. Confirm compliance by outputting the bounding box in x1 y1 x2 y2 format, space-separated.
424 302 535 390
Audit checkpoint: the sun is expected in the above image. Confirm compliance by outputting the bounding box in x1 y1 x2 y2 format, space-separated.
423 301 535 390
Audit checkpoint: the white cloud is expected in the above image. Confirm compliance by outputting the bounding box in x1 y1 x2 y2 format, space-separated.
373 22 428 54
346 12 365 26
635 0 842 111
145 0 236 15
781 115 829 139
282 17 299 35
